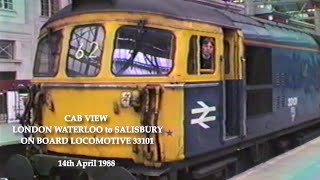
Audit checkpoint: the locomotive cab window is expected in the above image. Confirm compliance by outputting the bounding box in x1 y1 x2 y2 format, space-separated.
188 36 216 75
33 30 63 77
66 25 105 77
112 26 175 76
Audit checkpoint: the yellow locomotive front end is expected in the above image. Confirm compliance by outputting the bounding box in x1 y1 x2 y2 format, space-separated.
30 14 188 166
24 10 224 170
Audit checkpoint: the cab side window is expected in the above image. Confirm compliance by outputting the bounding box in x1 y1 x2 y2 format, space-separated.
188 35 216 75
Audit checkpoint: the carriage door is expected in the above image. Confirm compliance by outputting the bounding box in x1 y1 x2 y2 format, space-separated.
223 30 246 140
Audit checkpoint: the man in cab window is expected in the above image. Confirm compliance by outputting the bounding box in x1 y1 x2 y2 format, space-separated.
200 37 214 69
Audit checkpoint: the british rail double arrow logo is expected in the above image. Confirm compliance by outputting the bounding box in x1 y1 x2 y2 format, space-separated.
191 101 216 129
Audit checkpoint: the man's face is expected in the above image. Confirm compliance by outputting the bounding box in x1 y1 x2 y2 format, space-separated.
202 42 214 57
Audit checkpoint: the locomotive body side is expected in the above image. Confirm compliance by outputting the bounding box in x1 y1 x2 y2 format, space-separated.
240 21 320 141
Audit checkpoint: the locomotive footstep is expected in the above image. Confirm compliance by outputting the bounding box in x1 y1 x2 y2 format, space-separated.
5 154 34 180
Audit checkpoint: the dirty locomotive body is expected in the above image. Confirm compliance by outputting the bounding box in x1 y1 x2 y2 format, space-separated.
5 0 320 179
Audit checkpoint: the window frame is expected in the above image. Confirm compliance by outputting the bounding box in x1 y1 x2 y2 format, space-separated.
187 35 217 76
111 25 176 77
0 0 13 10
33 30 63 77
0 40 14 59
40 0 59 17
65 24 106 78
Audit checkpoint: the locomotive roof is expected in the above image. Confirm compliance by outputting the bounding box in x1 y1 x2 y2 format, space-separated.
43 0 238 29
43 0 320 50
218 9 320 49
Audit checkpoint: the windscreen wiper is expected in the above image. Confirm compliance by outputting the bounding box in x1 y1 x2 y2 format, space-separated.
117 20 147 74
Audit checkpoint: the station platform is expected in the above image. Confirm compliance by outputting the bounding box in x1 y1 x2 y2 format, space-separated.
0 123 22 147
230 136 320 180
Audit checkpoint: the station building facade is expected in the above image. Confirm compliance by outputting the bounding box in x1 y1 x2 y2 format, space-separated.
0 0 69 126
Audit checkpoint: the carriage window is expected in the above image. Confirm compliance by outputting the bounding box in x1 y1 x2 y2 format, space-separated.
33 30 62 77
188 36 215 75
112 26 175 76
66 25 105 77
